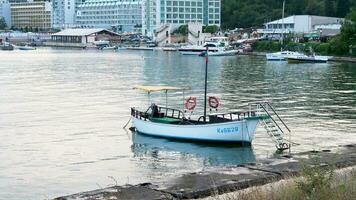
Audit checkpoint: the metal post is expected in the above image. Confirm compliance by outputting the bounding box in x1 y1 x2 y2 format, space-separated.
203 47 208 123
165 90 168 115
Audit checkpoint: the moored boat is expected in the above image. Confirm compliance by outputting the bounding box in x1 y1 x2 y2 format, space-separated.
18 46 36 50
286 54 329 63
266 51 304 61
199 49 238 56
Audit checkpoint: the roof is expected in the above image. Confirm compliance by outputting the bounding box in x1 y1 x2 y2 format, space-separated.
133 85 189 93
52 28 119 36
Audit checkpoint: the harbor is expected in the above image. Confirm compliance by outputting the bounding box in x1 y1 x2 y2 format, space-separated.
0 48 356 199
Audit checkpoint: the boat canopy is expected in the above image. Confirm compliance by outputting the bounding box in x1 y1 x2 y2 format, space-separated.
133 85 189 93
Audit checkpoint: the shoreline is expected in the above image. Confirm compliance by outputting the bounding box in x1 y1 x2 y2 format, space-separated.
239 52 356 63
54 144 356 200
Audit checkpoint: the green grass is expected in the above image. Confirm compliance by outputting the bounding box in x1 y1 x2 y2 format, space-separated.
210 158 356 200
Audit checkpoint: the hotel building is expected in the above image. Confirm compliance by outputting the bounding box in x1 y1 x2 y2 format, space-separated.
142 0 221 36
11 1 52 30
52 0 81 29
0 0 11 27
76 0 143 32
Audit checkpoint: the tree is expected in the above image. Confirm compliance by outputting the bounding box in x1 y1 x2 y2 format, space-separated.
204 25 219 34
324 0 334 17
0 17 7 30
174 24 188 35
336 0 350 17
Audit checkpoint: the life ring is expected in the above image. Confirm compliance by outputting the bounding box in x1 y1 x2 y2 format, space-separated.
185 97 197 111
208 96 220 109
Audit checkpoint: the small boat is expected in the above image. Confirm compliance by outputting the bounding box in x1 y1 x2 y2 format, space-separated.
126 47 154 51
19 46 36 50
1 42 14 51
266 51 304 61
93 40 110 46
100 46 116 50
129 49 292 151
199 49 238 56
286 54 329 63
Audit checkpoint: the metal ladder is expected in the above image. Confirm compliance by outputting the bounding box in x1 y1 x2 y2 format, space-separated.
250 102 292 151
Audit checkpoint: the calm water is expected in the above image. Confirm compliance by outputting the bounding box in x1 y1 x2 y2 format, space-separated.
0 48 356 199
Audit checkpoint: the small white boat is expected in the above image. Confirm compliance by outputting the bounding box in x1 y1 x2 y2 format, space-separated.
162 47 178 51
100 46 116 50
286 54 329 63
126 47 154 51
200 49 238 56
131 86 261 143
93 40 110 46
266 51 304 61
19 46 36 50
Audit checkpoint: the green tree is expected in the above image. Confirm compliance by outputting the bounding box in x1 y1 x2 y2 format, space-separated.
324 0 335 17
203 25 219 33
0 17 7 30
336 0 350 17
174 24 188 35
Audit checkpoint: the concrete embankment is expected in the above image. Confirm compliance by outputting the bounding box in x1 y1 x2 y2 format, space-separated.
54 144 356 200
239 52 356 63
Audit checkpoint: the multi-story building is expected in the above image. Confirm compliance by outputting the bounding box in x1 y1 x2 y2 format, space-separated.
76 0 143 33
11 1 52 30
52 0 83 29
262 15 344 38
142 0 221 36
0 0 11 28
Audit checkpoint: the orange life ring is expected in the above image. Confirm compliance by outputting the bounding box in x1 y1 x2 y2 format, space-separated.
208 96 220 109
185 97 197 111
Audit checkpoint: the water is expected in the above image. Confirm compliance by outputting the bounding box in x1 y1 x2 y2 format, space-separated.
0 48 355 200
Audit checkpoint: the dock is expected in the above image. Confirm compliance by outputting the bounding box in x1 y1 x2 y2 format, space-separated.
53 144 356 200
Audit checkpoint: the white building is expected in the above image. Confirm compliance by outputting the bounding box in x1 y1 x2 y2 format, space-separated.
52 0 81 29
262 15 343 38
142 0 221 36
0 0 11 28
76 0 142 33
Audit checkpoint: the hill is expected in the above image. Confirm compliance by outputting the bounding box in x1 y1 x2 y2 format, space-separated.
221 0 356 29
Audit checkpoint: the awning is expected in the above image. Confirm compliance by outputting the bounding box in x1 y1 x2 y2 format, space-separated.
133 85 189 92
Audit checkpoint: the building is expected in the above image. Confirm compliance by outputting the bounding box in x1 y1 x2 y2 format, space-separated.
142 0 221 36
262 15 343 38
46 28 121 47
11 1 52 30
76 0 142 33
0 0 11 28
52 0 81 29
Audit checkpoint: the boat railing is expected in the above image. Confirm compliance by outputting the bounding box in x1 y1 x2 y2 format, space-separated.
207 111 257 123
131 107 149 121
157 106 185 119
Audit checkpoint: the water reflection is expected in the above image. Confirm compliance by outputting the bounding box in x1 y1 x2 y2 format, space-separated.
131 132 256 167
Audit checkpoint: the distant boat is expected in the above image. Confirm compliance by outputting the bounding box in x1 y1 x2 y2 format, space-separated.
266 51 304 61
100 46 116 50
286 54 329 63
19 46 36 50
93 40 110 46
126 47 154 51
199 49 238 56
1 42 14 51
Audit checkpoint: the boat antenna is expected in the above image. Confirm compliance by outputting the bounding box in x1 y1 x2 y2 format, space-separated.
203 46 208 123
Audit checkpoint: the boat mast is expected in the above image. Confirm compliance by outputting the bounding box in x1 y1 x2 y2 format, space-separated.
281 0 285 51
203 47 208 123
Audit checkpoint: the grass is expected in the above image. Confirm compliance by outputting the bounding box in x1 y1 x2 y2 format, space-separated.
208 158 356 200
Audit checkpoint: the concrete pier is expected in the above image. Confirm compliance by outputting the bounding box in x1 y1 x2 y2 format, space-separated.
54 144 356 200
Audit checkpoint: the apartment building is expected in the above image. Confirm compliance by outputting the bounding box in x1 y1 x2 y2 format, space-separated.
11 1 52 30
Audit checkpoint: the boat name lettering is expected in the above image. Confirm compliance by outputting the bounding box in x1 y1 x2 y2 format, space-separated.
217 127 239 134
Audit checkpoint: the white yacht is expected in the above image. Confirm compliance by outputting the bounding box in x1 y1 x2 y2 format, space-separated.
266 51 304 61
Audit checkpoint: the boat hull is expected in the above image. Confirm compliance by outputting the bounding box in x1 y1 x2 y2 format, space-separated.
132 117 259 143
287 57 328 63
